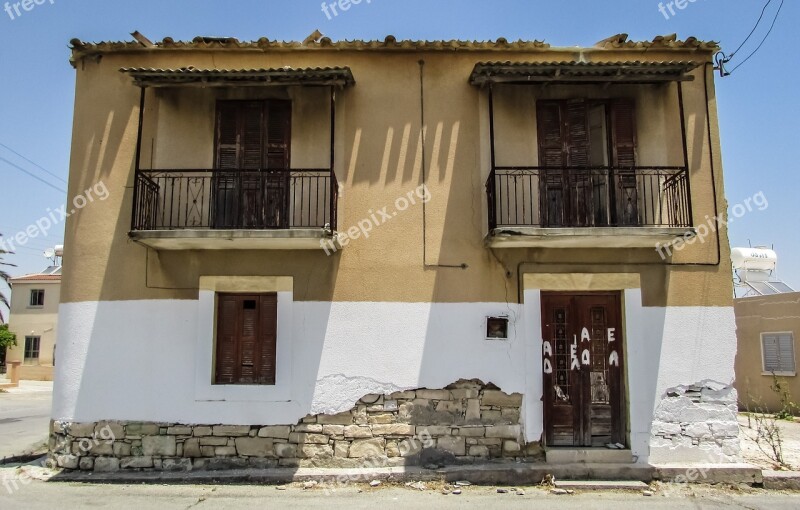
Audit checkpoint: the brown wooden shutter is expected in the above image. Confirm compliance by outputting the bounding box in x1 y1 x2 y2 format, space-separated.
565 100 589 167
215 295 239 384
266 100 292 170
215 103 241 170
257 294 278 384
537 101 565 167
610 100 637 167
238 298 259 384
241 102 266 169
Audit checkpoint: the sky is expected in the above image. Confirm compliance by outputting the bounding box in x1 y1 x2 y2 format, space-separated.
0 0 798 316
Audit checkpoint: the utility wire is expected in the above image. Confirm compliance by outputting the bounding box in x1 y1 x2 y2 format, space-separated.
730 0 784 73
728 0 773 59
0 156 66 194
0 142 67 184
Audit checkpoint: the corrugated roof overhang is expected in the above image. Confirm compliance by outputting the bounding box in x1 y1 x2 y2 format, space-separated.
120 66 356 88
469 61 701 86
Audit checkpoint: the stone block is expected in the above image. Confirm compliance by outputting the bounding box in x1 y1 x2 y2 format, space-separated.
235 437 274 457
384 400 399 412
322 425 345 437
294 424 323 433
120 456 154 469
200 437 229 446
367 413 395 425
142 436 177 456
419 426 450 437
478 438 502 446
482 390 523 407
360 394 383 405
344 426 373 439
301 444 334 459
289 433 329 444
257 426 291 439
371 424 415 436
349 438 386 458
454 426 486 437
183 438 201 458
465 399 481 422
317 413 354 425
684 423 713 440
87 441 114 456
389 391 416 400
215 446 237 456
68 423 96 438
481 410 503 424
212 425 250 437
710 421 740 438
503 440 522 454
78 457 94 471
94 457 120 472
485 425 521 440
334 441 350 458
95 422 124 440
501 408 520 422
275 443 297 458
200 446 216 457
126 423 160 437
652 421 682 437
193 426 213 437
435 400 463 413
437 436 466 456
386 441 400 458
450 389 480 400
416 389 451 401
167 426 193 436
113 442 132 457
162 458 193 471
56 455 79 470
469 445 490 457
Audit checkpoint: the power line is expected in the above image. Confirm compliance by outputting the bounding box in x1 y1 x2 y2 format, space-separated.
0 142 67 185
729 0 774 59
730 0 785 73
0 155 66 194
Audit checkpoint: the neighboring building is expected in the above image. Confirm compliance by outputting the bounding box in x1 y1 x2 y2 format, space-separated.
5 267 61 381
51 33 739 472
735 292 800 413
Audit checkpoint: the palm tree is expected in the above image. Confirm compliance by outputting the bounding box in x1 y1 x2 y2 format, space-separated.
0 233 14 323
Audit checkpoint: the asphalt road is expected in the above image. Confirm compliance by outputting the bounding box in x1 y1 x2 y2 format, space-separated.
0 383 52 460
0 482 799 509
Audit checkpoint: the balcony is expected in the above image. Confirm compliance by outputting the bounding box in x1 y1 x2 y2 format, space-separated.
486 166 695 249
130 168 338 250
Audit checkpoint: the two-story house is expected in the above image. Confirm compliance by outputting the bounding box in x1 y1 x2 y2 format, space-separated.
51 33 739 473
6 267 61 381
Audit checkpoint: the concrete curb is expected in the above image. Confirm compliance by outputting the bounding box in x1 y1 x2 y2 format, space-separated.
763 470 800 490
46 462 763 487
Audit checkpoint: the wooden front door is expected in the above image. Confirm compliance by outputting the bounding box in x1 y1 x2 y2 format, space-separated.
542 292 625 447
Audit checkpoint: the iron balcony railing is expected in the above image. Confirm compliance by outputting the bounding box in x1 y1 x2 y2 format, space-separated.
486 166 692 230
132 168 338 231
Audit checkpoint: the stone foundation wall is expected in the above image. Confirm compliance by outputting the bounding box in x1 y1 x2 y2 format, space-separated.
50 380 543 472
650 380 741 463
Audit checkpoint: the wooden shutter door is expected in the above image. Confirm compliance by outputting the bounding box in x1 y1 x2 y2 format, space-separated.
537 101 566 227
215 295 240 384
610 100 638 225
257 294 278 385
214 103 242 228
565 100 590 226
265 100 292 228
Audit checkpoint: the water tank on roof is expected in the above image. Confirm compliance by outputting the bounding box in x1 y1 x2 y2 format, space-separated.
731 247 777 272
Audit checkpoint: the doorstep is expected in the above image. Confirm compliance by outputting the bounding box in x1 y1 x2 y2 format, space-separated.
545 448 634 465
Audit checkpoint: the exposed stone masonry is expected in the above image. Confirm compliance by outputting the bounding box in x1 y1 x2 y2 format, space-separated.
650 381 740 463
50 380 543 472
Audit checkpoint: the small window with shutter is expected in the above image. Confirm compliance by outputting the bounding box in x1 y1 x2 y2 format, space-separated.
215 293 278 385
761 333 796 375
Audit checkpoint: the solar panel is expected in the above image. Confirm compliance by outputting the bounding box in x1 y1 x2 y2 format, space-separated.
747 282 778 296
767 282 795 294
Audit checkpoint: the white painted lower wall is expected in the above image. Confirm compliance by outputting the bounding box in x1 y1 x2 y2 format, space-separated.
52 293 736 464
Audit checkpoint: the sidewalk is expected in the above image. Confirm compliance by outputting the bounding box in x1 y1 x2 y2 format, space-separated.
2 381 53 394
